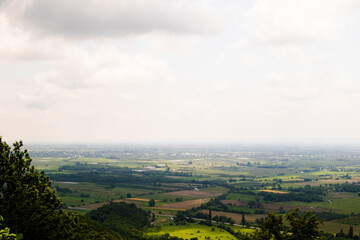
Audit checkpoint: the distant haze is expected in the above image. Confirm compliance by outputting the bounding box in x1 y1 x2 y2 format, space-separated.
1 0 360 145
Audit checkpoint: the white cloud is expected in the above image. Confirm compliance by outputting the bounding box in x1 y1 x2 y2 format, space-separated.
1 0 221 38
0 14 70 60
18 45 170 109
246 0 342 44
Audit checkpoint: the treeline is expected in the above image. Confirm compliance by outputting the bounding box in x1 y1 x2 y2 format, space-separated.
258 191 323 202
333 183 360 193
288 186 328 195
50 163 224 190
59 163 133 174
197 195 251 214
314 212 348 221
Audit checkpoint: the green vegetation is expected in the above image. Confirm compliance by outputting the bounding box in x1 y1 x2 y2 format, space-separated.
237 208 325 240
0 215 18 240
147 224 238 240
86 202 150 239
0 139 144 240
0 139 78 240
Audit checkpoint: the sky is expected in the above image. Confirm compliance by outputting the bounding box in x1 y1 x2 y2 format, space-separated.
1 0 360 145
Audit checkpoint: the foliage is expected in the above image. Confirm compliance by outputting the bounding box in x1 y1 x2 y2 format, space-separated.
258 191 323 202
149 199 156 207
0 139 130 240
0 216 18 240
333 183 360 193
237 208 325 240
69 215 124 240
86 202 150 239
0 139 79 240
314 212 347 221
144 234 184 240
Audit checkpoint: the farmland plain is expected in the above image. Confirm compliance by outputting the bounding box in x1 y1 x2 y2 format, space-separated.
27 144 360 238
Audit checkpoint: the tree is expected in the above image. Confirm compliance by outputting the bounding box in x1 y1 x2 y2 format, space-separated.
149 199 156 207
241 213 246 227
348 225 354 238
208 210 212 224
0 138 77 240
0 215 17 240
286 208 325 240
238 208 325 240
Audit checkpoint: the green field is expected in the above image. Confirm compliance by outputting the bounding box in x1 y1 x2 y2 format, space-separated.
146 223 253 240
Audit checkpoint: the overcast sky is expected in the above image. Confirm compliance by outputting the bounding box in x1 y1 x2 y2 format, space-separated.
1 0 360 144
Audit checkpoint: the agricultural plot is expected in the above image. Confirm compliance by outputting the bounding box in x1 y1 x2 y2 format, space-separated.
165 186 228 198
147 224 238 240
152 198 211 211
200 210 267 224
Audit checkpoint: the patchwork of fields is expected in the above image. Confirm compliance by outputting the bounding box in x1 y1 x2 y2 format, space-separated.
28 145 360 238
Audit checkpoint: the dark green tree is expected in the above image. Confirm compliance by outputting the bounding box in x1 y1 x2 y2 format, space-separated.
241 213 245 227
238 208 325 240
149 199 156 207
286 208 325 240
0 138 77 240
348 225 354 238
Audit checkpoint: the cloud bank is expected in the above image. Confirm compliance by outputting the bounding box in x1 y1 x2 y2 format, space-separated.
1 0 360 144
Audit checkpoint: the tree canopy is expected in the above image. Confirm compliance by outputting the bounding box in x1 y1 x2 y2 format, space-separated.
238 208 325 240
0 138 80 239
86 202 150 239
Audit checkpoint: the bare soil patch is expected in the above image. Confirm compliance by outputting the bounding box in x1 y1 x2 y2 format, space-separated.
153 198 210 210
221 200 248 207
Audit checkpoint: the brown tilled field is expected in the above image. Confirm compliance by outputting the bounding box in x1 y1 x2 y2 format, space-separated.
221 200 248 207
152 198 210 210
